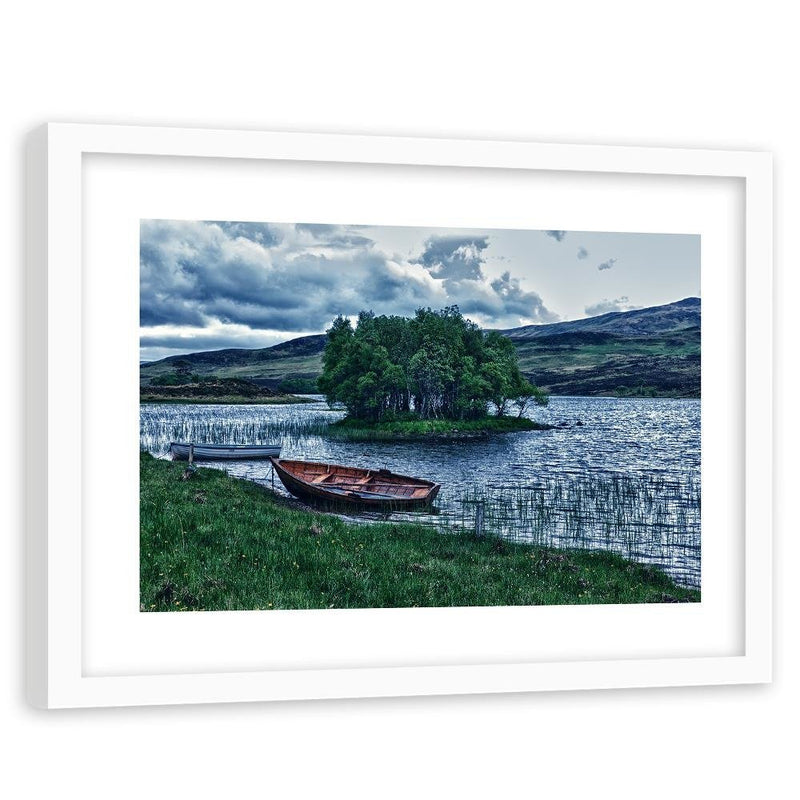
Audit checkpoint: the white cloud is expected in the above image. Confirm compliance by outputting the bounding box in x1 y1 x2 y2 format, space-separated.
584 296 640 316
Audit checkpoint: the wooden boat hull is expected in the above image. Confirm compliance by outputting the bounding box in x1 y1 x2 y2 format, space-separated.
269 457 440 510
169 442 281 461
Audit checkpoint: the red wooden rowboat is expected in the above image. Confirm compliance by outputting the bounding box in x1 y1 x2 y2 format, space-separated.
269 457 440 509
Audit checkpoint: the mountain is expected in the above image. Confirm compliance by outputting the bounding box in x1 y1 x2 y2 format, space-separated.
140 298 701 397
501 297 700 339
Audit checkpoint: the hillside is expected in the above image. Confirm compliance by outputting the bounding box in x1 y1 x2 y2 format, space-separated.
504 298 700 397
502 297 700 339
140 298 701 397
140 334 327 393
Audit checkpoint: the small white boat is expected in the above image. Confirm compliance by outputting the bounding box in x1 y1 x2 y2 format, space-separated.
169 442 281 461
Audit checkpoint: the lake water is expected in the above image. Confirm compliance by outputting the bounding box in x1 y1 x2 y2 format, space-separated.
140 396 701 588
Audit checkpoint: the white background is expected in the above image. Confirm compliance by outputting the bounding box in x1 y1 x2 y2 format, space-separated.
2 1 794 798
82 158 742 677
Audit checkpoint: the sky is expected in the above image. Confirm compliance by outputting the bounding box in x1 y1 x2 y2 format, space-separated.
140 220 700 362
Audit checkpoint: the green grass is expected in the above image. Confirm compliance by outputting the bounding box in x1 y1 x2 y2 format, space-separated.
326 415 552 441
140 452 699 611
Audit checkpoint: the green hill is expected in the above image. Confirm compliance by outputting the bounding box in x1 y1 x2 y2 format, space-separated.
140 334 326 393
140 298 701 398
503 298 700 397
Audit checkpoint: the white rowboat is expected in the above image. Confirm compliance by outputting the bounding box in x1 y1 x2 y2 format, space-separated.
169 442 281 461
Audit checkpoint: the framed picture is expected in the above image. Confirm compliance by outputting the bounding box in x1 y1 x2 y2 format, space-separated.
26 124 772 708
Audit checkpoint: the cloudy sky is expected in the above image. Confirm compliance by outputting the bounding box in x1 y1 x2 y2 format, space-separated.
140 220 700 362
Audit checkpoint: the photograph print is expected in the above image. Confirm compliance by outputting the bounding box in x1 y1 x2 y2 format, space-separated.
139 220 701 611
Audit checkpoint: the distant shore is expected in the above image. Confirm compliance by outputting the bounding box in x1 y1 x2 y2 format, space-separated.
140 394 313 405
139 377 313 405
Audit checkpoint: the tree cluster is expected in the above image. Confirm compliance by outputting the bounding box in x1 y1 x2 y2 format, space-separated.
318 306 548 422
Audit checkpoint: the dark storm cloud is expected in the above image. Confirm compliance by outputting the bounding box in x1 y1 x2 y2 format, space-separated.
545 230 567 242
411 235 558 323
489 271 558 322
360 260 435 309
577 246 589 260
597 258 617 271
140 221 560 355
139 301 208 328
413 235 489 283
585 296 639 316
139 220 386 334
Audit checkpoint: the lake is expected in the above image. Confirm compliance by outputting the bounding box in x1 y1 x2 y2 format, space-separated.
140 396 701 588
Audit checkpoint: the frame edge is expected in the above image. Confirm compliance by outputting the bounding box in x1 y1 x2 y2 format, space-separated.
25 124 49 708
39 123 775 707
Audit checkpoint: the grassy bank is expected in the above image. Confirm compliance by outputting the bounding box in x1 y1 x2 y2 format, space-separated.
140 453 699 610
326 415 553 442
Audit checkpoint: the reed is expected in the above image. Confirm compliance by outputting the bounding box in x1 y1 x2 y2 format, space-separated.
139 403 340 454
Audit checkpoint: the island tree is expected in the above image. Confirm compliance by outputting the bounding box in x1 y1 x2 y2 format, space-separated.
318 306 548 422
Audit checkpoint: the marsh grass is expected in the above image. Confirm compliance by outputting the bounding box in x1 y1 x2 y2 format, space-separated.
449 473 701 587
139 404 338 454
140 453 699 611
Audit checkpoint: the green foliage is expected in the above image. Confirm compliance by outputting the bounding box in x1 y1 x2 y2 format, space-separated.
151 372 203 386
150 373 182 386
276 377 319 394
139 453 700 611
614 384 659 398
319 306 548 421
141 376 314 405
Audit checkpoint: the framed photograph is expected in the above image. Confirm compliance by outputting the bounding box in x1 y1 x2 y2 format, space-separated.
26 124 772 708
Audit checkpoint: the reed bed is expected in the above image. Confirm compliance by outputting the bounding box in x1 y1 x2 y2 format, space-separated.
139 403 341 455
446 473 701 587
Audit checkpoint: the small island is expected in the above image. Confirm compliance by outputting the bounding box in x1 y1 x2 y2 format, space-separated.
318 306 550 439
327 414 553 441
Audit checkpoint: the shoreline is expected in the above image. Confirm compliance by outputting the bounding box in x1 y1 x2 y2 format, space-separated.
141 392 701 405
140 453 700 611
140 395 315 405
326 415 555 442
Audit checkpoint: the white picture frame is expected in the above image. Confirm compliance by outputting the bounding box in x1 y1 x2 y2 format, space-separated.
26 123 772 708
